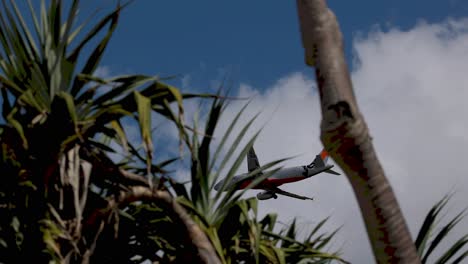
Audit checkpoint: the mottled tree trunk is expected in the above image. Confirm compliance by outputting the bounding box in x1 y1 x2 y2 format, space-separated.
296 0 421 263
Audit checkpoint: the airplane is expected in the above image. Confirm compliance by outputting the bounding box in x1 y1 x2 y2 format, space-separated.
213 146 340 200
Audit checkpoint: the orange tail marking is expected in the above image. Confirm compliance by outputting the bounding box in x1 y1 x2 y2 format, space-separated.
320 149 328 160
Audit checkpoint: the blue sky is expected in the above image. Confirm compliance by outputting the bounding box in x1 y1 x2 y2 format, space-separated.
92 0 468 89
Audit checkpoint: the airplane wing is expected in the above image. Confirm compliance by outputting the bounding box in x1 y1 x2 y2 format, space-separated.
247 146 261 172
272 187 314 200
324 168 340 175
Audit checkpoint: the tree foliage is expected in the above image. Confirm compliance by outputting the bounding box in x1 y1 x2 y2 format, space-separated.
0 1 345 263
415 194 468 264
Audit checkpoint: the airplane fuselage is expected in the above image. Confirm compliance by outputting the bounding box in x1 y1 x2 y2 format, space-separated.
214 164 334 191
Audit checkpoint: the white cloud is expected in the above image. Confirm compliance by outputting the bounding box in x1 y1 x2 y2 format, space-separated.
90 65 115 95
94 65 111 78
181 74 192 90
203 18 468 263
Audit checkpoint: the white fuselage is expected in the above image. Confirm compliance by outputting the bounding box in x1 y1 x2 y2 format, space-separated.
214 164 334 191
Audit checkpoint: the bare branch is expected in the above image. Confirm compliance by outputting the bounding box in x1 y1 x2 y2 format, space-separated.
114 186 221 264
79 146 151 187
118 168 150 186
296 0 421 263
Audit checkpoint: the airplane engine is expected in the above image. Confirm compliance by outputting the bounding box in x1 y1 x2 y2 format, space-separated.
257 191 278 200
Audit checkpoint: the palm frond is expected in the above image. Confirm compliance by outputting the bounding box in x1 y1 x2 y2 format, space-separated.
415 193 468 264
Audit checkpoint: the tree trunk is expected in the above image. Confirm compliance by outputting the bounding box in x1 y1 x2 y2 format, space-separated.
296 0 421 263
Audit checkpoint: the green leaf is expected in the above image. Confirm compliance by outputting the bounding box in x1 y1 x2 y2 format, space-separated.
169 179 189 200
422 208 467 263
0 75 24 95
9 0 40 58
6 107 27 149
260 213 278 233
26 0 41 43
315 227 341 251
282 219 297 248
176 197 210 228
451 248 468 264
92 75 159 106
305 216 331 244
211 111 260 193
416 193 453 256
110 120 128 152
69 2 129 96
199 94 223 180
434 234 468 264
205 227 227 263
134 91 153 174
57 91 78 130
208 101 250 174
87 138 116 153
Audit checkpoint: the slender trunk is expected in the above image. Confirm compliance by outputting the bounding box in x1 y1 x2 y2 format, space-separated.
296 0 421 263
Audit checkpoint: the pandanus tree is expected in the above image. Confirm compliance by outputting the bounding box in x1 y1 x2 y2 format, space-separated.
0 1 346 263
0 0 218 262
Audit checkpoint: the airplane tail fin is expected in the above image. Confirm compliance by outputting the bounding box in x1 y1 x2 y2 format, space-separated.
247 146 261 172
310 149 328 168
309 149 340 175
